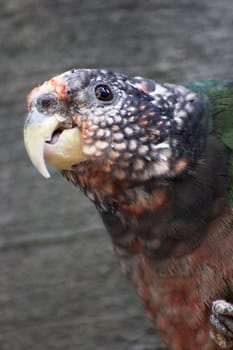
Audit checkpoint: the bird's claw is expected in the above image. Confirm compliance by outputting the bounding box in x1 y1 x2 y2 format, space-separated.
210 300 233 348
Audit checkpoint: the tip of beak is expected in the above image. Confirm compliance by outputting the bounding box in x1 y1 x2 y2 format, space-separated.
40 167 51 179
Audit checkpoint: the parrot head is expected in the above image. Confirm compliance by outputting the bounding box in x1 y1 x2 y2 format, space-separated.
24 69 206 183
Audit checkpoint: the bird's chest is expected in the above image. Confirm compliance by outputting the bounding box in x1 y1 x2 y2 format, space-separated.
117 249 202 318
115 249 222 350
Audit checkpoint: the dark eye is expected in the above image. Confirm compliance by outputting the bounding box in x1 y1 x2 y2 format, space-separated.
95 84 113 102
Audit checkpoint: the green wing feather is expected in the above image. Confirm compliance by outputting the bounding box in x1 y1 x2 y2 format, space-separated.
184 79 233 206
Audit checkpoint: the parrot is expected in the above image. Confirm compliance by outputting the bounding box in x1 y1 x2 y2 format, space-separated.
23 68 233 350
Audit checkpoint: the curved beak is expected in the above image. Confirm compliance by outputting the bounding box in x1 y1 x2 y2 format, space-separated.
24 108 84 178
24 109 59 178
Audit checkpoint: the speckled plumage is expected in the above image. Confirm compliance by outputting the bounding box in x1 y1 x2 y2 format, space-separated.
24 69 233 350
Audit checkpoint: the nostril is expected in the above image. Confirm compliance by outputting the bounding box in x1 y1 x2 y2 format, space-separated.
41 97 53 109
36 93 58 114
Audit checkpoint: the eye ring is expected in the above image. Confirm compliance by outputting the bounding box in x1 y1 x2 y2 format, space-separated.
95 84 114 102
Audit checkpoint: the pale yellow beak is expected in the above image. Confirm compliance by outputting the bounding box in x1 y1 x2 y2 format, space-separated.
24 108 84 178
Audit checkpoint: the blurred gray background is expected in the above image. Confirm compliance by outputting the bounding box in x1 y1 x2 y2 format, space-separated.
1 1 233 349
